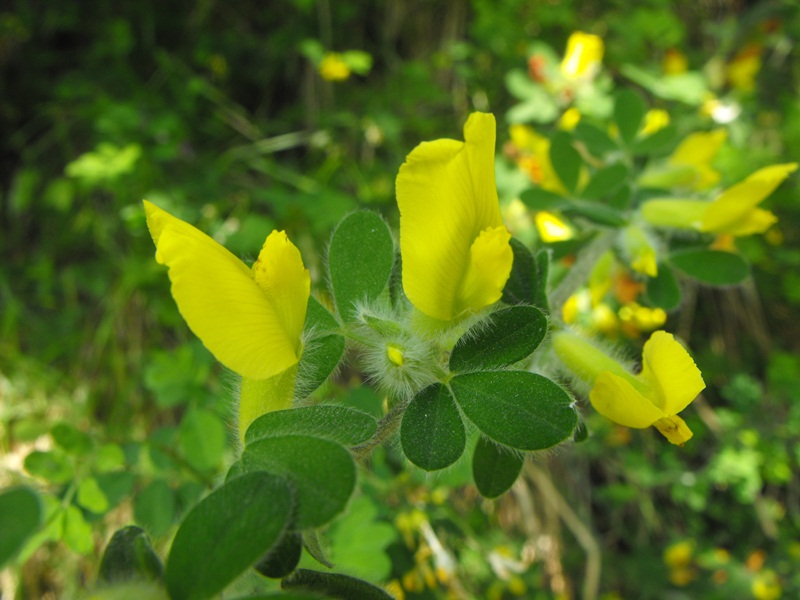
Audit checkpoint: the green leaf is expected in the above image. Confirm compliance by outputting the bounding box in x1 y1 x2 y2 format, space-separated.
245 405 377 447
581 164 629 200
450 306 547 372
502 238 537 306
135 480 176 537
94 443 127 472
401 384 466 471
166 472 293 600
178 408 228 472
63 504 93 554
305 295 339 333
242 435 356 528
534 249 551 312
613 89 647 145
96 471 135 510
327 496 397 582
472 437 523 499
255 530 303 579
24 450 74 484
450 371 577 451
296 334 345 398
645 264 681 311
519 187 565 210
573 122 618 157
562 199 627 227
282 569 395 600
51 422 94 455
632 124 678 155
670 249 749 286
77 477 110 514
328 211 394 321
99 526 163 584
0 487 41 568
549 131 582 193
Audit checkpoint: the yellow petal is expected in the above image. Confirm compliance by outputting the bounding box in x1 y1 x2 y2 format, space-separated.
590 371 666 428
654 415 693 445
701 163 797 235
252 230 310 354
669 130 727 169
143 200 302 380
639 331 705 415
535 211 573 242
238 366 297 441
561 32 604 80
454 225 513 315
397 112 506 320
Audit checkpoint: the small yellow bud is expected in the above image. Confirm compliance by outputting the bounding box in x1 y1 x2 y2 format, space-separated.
387 344 405 367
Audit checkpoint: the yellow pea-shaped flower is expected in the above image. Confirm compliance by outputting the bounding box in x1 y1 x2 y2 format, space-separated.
143 200 310 381
396 112 513 322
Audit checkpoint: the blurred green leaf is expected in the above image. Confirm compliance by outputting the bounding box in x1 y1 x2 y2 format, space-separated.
51 422 93 455
178 408 228 472
24 450 74 484
77 477 110 514
573 122 618 157
581 164 629 200
245 405 377 447
472 437 523 499
519 187 565 209
449 306 547 372
670 249 749 286
613 89 646 145
242 435 356 529
328 211 394 321
645 263 681 311
632 124 678 155
94 444 127 472
550 131 582 193
99 526 163 584
135 480 176 538
450 371 576 451
166 472 293 600
0 487 41 568
401 384 466 471
63 505 93 554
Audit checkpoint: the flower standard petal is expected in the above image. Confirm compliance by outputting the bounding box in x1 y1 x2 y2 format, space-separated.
397 112 508 320
639 331 705 416
589 371 666 429
454 225 513 315
143 200 303 380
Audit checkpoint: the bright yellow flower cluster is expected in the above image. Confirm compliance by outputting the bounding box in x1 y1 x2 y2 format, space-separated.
552 330 705 445
561 31 604 80
319 52 351 81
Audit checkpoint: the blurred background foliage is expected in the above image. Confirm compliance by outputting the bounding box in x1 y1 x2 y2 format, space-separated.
2 0 800 598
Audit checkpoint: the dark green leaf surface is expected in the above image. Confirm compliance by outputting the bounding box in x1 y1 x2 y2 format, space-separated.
245 405 377 447
165 472 292 600
449 306 547 372
502 238 537 306
613 89 646 144
645 264 681 311
632 124 678 155
549 131 582 193
670 249 749 286
573 122 618 157
472 437 523 499
0 487 41 568
24 450 74 484
450 371 576 450
255 530 303 579
282 569 395 600
243 435 356 528
519 187 565 209
328 211 394 321
581 163 629 200
401 384 466 471
562 199 627 227
134 480 176 538
99 525 163 584
295 333 345 399
51 422 93 455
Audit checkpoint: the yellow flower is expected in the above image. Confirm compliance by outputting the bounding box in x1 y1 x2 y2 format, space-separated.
319 52 351 81
561 32 604 80
535 211 573 242
143 201 310 437
558 107 581 131
641 109 670 137
396 112 513 321
663 49 688 75
751 569 782 600
508 124 566 193
727 44 762 92
621 225 658 277
552 330 705 445
641 163 798 236
639 129 727 190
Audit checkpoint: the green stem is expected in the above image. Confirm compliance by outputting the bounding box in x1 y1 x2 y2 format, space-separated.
352 400 407 460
